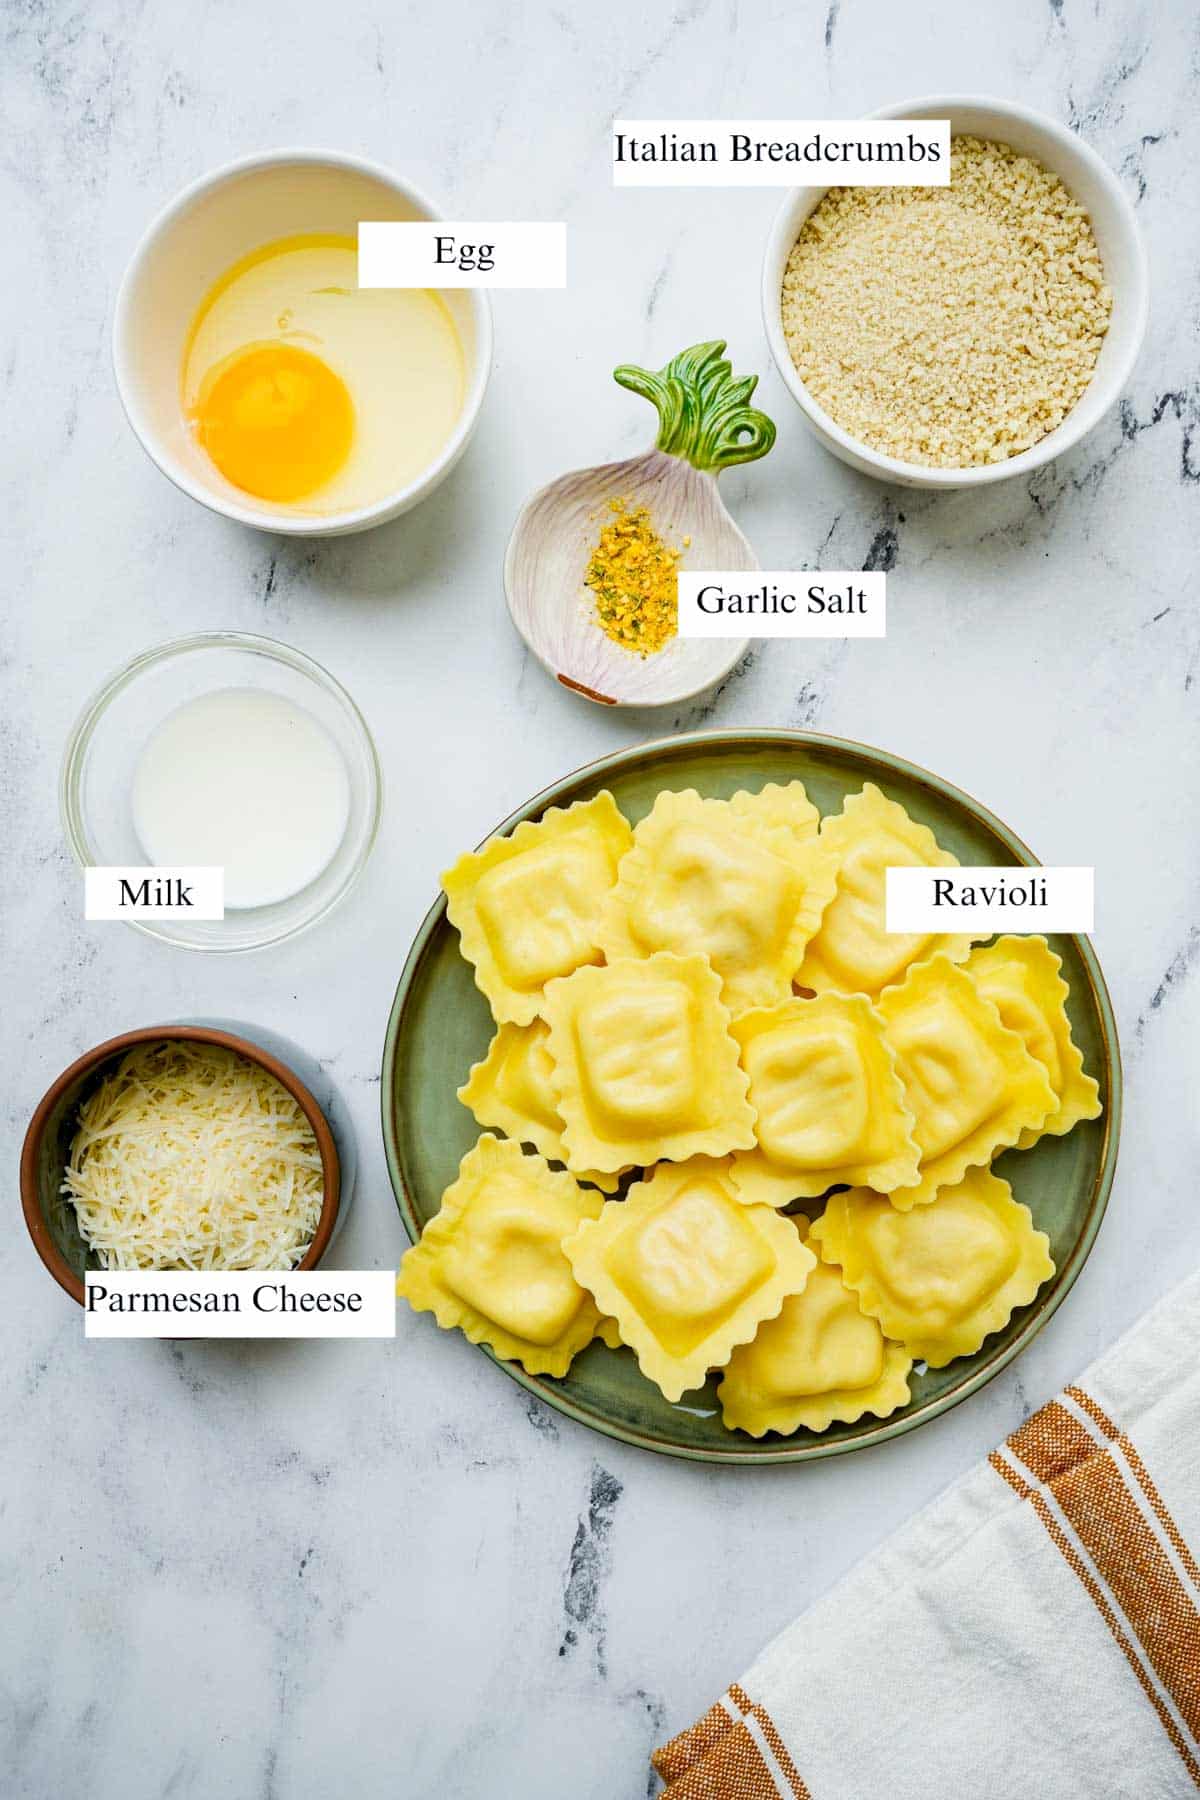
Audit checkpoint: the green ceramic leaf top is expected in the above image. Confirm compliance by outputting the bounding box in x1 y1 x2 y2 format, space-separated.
613 340 776 472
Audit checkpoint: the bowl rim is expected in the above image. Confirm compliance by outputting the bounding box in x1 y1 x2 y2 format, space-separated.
21 1024 342 1307
380 724 1122 1465
761 92 1150 489
59 628 384 954
112 145 494 535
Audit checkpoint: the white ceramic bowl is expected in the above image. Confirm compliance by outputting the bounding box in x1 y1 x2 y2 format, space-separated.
762 96 1148 489
113 149 493 535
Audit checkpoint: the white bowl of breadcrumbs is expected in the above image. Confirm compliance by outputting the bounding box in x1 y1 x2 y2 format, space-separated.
763 95 1148 488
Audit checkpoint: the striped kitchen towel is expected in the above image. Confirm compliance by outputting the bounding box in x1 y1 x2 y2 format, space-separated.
653 1272 1200 1799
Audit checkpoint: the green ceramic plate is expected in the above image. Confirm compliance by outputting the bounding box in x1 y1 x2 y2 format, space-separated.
381 729 1120 1464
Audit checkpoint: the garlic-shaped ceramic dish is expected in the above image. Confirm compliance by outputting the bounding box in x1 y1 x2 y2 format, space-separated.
504 341 775 707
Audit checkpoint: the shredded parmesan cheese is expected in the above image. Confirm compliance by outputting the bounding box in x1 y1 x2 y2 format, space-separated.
62 1041 325 1271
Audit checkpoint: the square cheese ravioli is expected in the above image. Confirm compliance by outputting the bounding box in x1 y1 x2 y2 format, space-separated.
458 1020 624 1192
877 954 1056 1207
396 1135 606 1376
597 789 836 1016
811 1170 1055 1367
542 952 756 1172
965 936 1101 1149
565 1159 816 1400
797 783 977 998
442 792 633 1025
730 993 919 1206
718 1236 912 1437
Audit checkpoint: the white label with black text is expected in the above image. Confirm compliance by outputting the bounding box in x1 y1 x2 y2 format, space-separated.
885 867 1094 935
85 866 224 921
613 119 949 186
84 1271 397 1339
678 572 885 639
358 222 566 288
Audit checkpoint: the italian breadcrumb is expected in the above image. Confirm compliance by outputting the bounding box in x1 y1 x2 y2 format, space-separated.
781 136 1112 468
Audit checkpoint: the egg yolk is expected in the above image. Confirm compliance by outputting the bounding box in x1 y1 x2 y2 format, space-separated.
192 343 354 503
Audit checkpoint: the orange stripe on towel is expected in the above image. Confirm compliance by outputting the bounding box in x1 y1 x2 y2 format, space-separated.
1010 1400 1200 1742
653 1697 743 1787
989 1448 1200 1785
655 1716 784 1798
1066 1384 1200 1594
653 1685 811 1799
994 1395 1200 1788
746 1704 812 1800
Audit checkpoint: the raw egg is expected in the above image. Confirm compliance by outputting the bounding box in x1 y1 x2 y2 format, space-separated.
183 234 464 514
194 343 354 502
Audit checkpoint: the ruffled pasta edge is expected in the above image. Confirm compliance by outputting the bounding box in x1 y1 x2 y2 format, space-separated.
718 1337 913 1437
543 952 757 1174
811 1173 1056 1369
729 993 920 1206
594 788 838 1015
564 1164 816 1403
457 1023 623 1192
881 956 1057 1209
396 1134 607 1377
442 789 633 1025
797 781 978 995
727 778 821 843
967 935 1102 1150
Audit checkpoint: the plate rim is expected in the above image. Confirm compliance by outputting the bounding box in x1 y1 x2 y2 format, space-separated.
381 726 1122 1465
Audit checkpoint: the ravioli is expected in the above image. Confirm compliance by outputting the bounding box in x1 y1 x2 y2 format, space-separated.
729 994 919 1206
810 1170 1055 1367
718 1239 912 1436
442 791 633 1025
427 771 1084 1436
396 1134 606 1376
597 789 837 1015
966 936 1102 1149
542 951 756 1172
796 783 976 998
458 1020 624 1191
726 779 821 844
565 1158 816 1401
877 954 1056 1207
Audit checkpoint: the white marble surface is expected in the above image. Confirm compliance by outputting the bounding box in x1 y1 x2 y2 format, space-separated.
3 2 1199 1795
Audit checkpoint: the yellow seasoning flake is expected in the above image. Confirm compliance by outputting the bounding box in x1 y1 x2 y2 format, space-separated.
584 499 681 657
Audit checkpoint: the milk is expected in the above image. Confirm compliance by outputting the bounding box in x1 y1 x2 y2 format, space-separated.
132 688 351 909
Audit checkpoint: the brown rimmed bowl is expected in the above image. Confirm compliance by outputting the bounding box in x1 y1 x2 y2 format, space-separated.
381 728 1121 1465
21 1024 342 1306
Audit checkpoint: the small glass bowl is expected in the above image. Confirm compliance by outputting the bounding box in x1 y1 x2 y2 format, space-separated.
60 631 382 952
